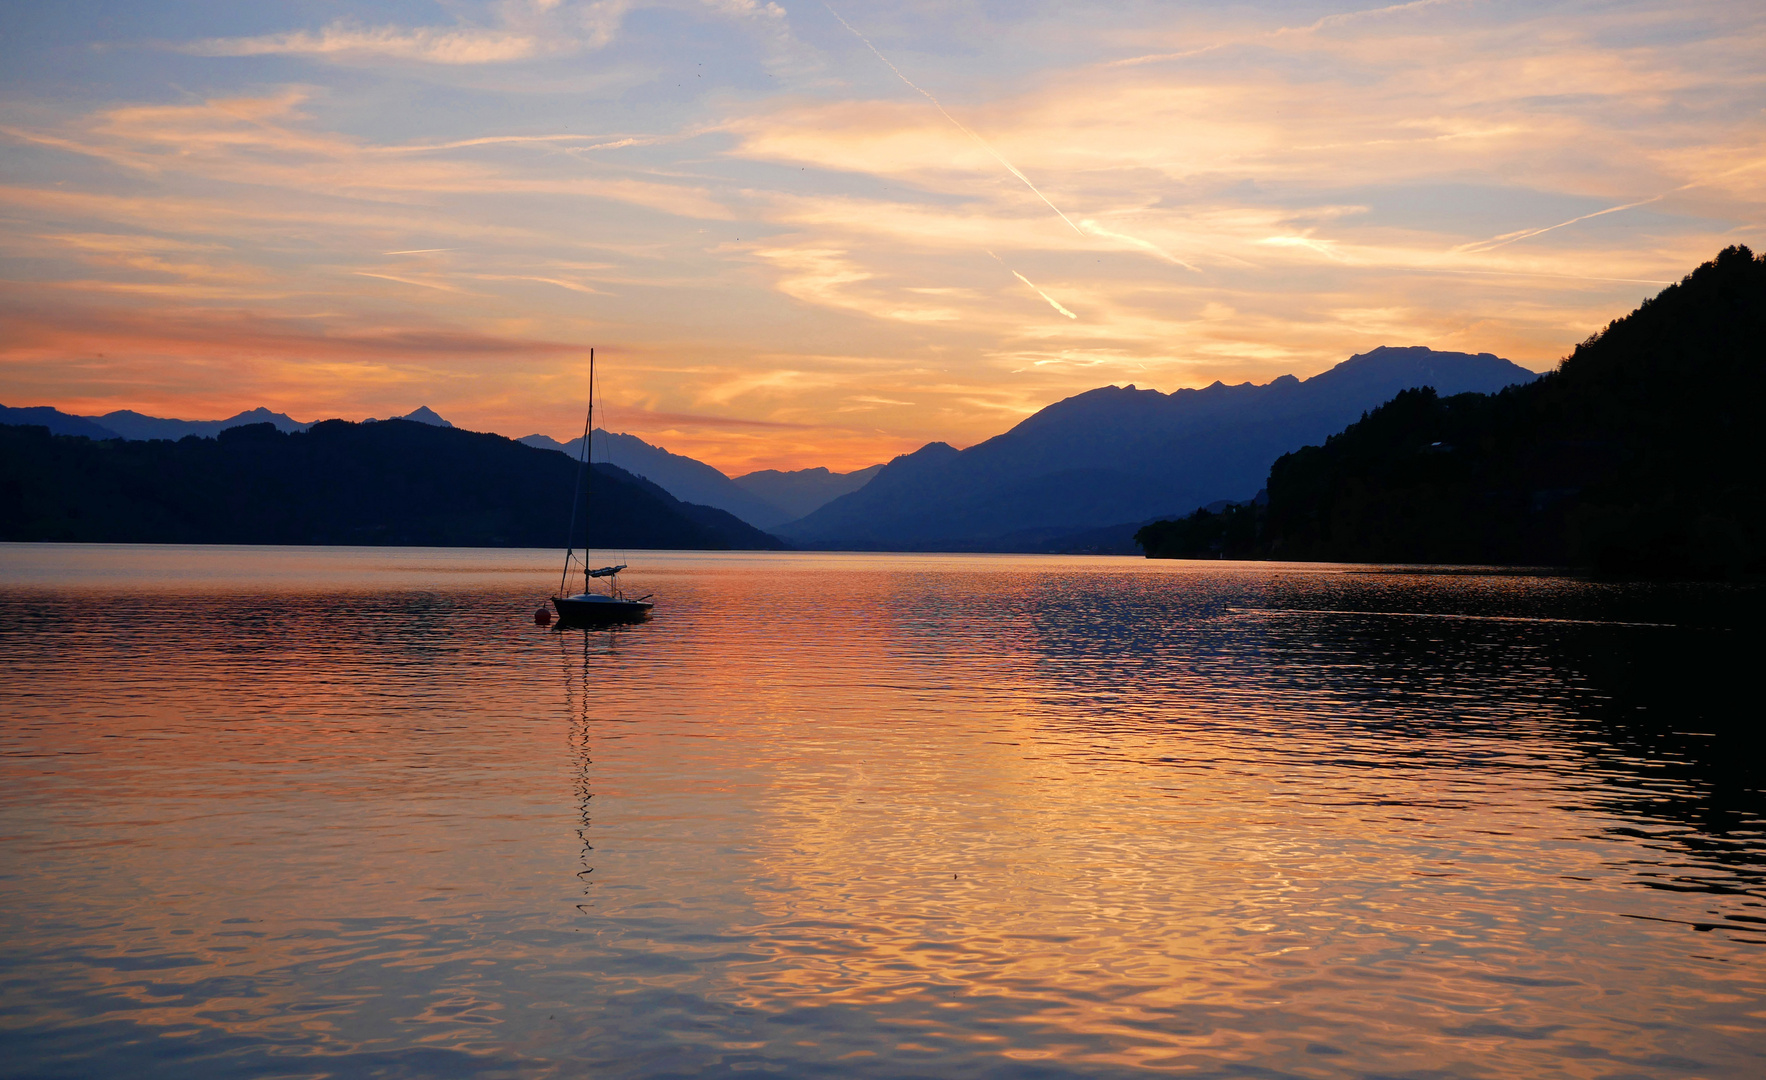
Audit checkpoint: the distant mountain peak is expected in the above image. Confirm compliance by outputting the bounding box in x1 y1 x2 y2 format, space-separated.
1329 344 1524 373
779 345 1544 550
909 441 959 459
398 406 453 428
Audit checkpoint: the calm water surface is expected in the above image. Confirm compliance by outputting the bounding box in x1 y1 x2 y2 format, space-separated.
1 545 1761 1079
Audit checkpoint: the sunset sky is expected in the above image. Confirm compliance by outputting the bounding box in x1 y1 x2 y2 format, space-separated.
2 0 1762 473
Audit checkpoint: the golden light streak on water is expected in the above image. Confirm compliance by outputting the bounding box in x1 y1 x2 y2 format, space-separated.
1 546 1761 1077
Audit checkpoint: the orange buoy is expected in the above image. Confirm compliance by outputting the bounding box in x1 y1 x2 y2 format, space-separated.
534 605 552 626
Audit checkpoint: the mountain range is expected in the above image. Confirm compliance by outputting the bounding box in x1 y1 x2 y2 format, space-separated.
4 344 1542 550
776 346 1540 550
516 430 884 529
0 403 442 441
0 405 127 441
733 465 885 522
0 399 878 530
0 418 782 549
518 430 788 528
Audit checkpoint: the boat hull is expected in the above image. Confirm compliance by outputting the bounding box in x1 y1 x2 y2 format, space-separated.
552 594 653 625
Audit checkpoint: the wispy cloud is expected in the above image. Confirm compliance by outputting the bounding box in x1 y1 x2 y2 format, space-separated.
472 273 609 294
608 408 817 430
183 22 547 64
1 91 733 220
5 0 1763 472
0 297 587 358
180 1 636 64
1109 0 1471 68
821 2 1087 236
352 271 465 292
178 0 790 66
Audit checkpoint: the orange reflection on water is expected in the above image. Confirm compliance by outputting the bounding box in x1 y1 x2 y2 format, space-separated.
1 546 1761 1077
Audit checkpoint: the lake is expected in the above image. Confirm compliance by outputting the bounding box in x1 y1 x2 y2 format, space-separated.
1 545 1761 1079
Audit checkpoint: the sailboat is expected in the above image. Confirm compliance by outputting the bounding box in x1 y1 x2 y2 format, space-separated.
551 349 655 626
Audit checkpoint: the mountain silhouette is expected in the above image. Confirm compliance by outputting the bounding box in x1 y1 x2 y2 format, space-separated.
519 429 794 529
386 406 453 428
0 418 784 549
0 402 311 441
0 404 122 441
777 346 1538 550
1140 246 1766 577
732 464 886 523
3 399 869 532
94 406 311 440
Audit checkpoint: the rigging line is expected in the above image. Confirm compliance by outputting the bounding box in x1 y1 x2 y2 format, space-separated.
822 3 1086 237
559 347 595 598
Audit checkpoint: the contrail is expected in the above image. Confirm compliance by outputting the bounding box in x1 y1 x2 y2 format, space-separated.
1453 195 1672 255
823 3 1086 237
1079 219 1201 271
988 251 1078 318
1013 271 1079 318
1455 158 1766 255
1112 0 1464 68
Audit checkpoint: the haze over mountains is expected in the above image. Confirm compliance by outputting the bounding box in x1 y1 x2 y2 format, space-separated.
517 429 809 530
778 347 1539 550
733 465 885 523
4 345 1539 550
515 431 884 529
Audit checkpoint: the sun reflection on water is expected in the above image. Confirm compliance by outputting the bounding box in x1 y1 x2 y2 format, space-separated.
0 546 1761 1077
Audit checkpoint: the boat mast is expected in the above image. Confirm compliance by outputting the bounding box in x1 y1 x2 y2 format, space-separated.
558 347 594 597
593 345 600 585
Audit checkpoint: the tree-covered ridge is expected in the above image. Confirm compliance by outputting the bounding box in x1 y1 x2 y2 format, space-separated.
1138 246 1766 577
0 418 785 550
1133 502 1265 561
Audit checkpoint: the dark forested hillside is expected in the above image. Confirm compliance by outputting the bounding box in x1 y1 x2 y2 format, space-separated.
1138 246 1766 576
0 418 785 550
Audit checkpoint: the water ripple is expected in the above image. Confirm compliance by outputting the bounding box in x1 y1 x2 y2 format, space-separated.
1 546 1762 1077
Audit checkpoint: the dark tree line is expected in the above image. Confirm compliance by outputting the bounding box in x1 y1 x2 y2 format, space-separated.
1138 246 1766 577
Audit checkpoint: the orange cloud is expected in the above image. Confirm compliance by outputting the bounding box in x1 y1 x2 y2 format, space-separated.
2 2 1761 474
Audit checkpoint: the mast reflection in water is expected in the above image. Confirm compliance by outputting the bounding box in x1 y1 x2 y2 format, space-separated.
0 544 1760 1079
563 631 596 915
